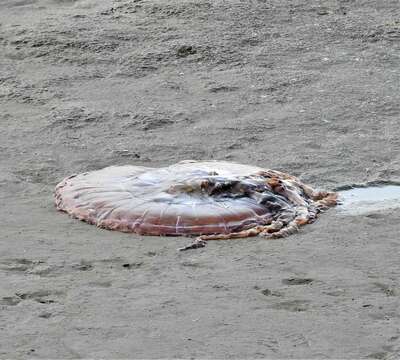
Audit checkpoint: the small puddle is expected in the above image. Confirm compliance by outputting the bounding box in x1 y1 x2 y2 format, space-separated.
337 183 400 215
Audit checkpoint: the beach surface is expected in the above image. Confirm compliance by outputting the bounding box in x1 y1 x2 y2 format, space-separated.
1 0 400 358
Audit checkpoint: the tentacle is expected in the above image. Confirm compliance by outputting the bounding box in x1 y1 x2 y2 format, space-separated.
261 205 313 238
178 199 332 251
178 222 282 251
196 225 265 241
177 169 338 251
314 191 338 210
262 220 299 238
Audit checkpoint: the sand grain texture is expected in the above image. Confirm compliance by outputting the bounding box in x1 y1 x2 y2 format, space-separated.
1 0 400 358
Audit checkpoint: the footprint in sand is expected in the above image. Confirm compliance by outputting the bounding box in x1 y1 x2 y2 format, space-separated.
0 296 22 306
15 290 65 304
282 278 314 285
271 300 311 312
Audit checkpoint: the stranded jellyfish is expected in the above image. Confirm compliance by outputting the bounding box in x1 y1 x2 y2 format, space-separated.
55 160 337 250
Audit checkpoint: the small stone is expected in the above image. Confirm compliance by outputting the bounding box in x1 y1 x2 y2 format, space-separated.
38 312 52 318
176 45 196 58
317 8 329 15
122 262 143 269
261 289 272 296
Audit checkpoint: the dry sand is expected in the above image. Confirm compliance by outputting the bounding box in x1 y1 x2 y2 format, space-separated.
1 0 400 358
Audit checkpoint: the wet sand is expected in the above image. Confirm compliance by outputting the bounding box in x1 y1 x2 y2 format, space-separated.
1 0 400 358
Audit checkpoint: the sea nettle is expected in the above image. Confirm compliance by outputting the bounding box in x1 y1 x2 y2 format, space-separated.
55 160 337 250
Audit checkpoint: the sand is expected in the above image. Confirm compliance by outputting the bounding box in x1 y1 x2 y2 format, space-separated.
1 0 400 358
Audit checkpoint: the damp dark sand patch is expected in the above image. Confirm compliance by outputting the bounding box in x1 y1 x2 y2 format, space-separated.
337 182 400 216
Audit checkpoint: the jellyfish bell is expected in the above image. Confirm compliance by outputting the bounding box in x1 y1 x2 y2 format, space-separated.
55 160 337 249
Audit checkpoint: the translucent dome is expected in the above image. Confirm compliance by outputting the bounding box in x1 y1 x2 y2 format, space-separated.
55 160 337 242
